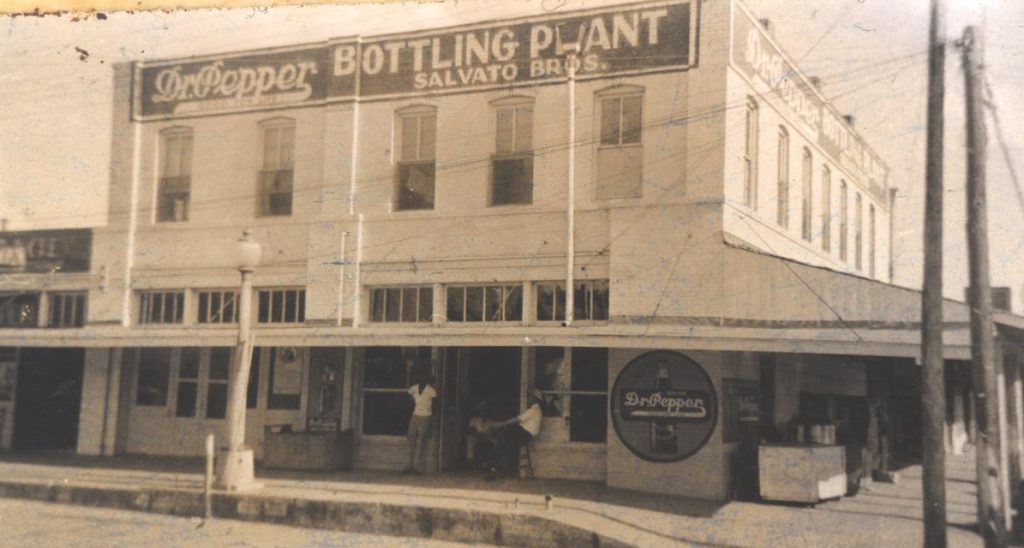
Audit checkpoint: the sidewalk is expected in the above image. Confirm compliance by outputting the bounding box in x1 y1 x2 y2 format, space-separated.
0 451 984 547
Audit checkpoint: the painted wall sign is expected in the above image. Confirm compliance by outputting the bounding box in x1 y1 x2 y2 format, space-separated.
332 1 693 98
134 0 696 119
611 351 717 463
0 229 91 274
138 46 331 119
730 6 890 206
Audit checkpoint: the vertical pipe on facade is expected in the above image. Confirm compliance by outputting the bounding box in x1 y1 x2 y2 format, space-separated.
121 117 142 327
565 46 579 326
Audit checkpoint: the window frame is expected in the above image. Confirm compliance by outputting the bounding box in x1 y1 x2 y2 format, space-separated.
855 192 864 270
839 180 849 262
535 280 609 324
257 118 296 217
801 147 813 242
869 204 877 278
394 105 438 211
256 288 306 324
48 292 87 328
776 126 790 229
595 86 644 200
156 126 194 223
533 347 609 444
0 292 40 328
368 285 433 324
490 97 535 206
445 284 523 323
196 289 240 324
743 98 759 209
820 165 832 253
137 290 185 326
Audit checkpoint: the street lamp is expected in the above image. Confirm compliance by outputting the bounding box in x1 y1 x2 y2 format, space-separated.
217 228 262 491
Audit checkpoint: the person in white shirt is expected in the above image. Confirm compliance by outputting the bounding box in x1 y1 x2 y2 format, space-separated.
495 387 546 477
405 364 438 474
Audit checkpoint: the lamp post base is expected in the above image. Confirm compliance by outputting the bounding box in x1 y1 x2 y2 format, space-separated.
215 448 262 492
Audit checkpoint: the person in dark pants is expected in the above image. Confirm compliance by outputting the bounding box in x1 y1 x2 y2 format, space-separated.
493 388 545 479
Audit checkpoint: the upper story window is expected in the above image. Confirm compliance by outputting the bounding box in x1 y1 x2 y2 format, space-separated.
257 288 305 324
776 127 790 229
48 292 86 328
855 193 864 270
800 148 813 242
869 204 877 278
536 281 610 323
820 166 832 253
395 106 437 211
0 293 39 328
743 98 759 208
370 286 433 323
839 180 849 262
596 86 643 200
157 127 193 223
197 290 239 324
446 284 522 323
258 118 295 217
138 290 185 325
491 97 534 205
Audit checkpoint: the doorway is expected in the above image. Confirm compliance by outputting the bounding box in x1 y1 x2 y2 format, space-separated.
14 348 85 451
437 347 521 471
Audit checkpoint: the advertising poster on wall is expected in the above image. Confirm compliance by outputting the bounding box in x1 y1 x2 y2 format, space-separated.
610 351 717 463
722 378 759 443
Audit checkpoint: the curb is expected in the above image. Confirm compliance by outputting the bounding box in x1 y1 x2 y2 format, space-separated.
0 480 630 547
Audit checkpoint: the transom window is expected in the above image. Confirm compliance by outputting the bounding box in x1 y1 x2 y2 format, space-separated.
395 106 437 211
446 284 522 322
0 293 40 328
257 288 305 324
258 119 295 217
197 290 239 324
48 292 86 328
369 286 433 323
157 127 193 223
138 291 185 325
536 281 610 322
597 87 643 199
492 98 534 206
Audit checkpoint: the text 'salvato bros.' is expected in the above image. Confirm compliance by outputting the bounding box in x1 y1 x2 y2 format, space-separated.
135 1 695 119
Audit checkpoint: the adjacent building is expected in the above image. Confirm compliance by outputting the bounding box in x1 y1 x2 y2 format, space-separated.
2 0 1022 501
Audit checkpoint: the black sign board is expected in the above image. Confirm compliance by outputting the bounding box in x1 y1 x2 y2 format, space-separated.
611 351 717 463
0 229 91 274
135 0 696 119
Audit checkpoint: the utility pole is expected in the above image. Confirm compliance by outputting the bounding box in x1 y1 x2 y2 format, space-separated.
963 25 1006 546
921 0 948 545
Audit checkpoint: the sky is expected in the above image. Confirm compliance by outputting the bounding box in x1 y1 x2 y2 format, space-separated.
0 0 1021 307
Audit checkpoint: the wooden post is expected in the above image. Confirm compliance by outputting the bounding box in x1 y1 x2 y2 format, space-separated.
963 25 1006 546
921 0 949 545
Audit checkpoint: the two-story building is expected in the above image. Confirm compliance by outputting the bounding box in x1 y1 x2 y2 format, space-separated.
3 0 1023 501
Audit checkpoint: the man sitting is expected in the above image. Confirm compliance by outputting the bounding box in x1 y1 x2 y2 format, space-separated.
494 388 546 477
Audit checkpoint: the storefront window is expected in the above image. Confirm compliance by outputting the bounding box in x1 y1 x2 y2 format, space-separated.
206 347 231 419
361 346 430 436
136 347 171 406
267 347 302 410
533 347 608 443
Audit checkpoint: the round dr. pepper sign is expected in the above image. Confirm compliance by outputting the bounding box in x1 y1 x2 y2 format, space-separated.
610 351 718 463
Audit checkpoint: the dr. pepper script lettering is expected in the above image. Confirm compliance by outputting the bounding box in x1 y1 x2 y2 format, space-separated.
152 60 319 103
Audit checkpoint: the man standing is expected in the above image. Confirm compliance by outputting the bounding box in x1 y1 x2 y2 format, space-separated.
405 364 437 474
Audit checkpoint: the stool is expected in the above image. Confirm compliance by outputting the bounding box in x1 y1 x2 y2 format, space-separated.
519 443 535 479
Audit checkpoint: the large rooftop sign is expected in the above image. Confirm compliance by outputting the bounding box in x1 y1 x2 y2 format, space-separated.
133 0 696 120
730 3 890 205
